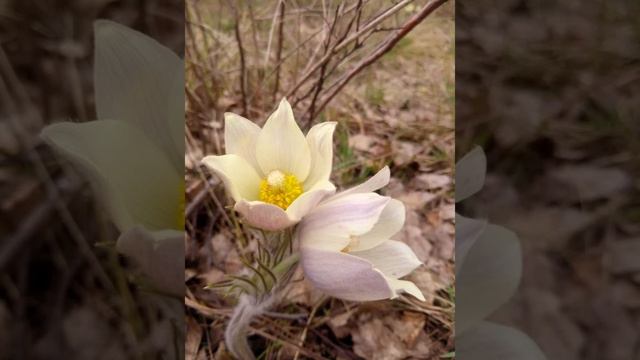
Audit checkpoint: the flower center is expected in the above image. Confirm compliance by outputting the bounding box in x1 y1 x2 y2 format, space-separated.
342 235 360 253
259 170 303 209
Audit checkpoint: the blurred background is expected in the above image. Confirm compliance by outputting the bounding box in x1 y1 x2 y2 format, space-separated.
457 0 640 359
184 0 454 358
0 1 183 358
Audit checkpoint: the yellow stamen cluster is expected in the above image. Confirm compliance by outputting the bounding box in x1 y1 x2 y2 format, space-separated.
259 170 303 209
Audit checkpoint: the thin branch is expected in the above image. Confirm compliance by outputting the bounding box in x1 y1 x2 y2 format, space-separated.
273 0 286 103
232 4 249 116
310 0 448 122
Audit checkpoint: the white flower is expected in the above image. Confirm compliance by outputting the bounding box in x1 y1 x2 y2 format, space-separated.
297 167 425 301
202 99 337 231
40 20 184 296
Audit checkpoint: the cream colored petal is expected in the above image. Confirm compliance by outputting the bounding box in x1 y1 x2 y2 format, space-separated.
116 226 184 297
285 181 336 221
349 198 405 251
457 224 522 334
224 113 262 175
255 99 311 180
386 277 426 301
202 154 261 202
300 247 394 301
351 240 421 279
458 321 547 359
298 193 390 251
94 20 183 171
41 120 181 231
333 166 390 200
234 200 296 231
303 122 337 189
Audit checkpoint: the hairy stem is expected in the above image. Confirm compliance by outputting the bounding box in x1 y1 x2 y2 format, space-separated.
225 253 300 359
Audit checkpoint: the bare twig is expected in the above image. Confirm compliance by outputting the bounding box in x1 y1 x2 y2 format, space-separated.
231 3 249 116
273 0 286 103
310 0 448 121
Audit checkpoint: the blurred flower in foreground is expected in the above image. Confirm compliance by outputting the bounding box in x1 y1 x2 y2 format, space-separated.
202 99 337 231
298 167 425 301
456 147 546 359
41 20 184 296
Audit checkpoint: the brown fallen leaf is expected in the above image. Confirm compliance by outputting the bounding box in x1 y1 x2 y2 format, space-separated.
328 309 356 339
186 317 203 360
541 165 631 203
349 133 377 152
606 238 640 275
392 141 423 166
396 191 437 210
414 173 452 190
352 312 432 360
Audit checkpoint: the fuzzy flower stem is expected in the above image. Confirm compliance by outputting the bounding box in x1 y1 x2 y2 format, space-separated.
225 253 300 359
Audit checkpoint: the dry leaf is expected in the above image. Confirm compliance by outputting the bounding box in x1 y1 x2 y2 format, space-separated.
396 191 436 210
186 317 203 360
349 134 376 152
414 173 452 190
542 165 631 202
606 239 640 275
352 312 432 360
392 141 423 166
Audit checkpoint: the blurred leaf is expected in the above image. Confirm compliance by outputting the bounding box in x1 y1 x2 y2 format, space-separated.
455 146 486 202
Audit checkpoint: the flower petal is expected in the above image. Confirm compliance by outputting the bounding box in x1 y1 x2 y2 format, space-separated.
301 247 394 301
303 122 337 189
349 198 405 251
457 224 522 334
116 226 184 297
94 20 183 171
456 146 486 202
351 240 421 278
458 321 546 359
202 154 261 202
333 166 390 200
255 99 311 180
299 193 390 252
41 120 181 231
224 113 262 175
385 277 426 301
456 213 488 275
285 181 336 221
234 200 296 231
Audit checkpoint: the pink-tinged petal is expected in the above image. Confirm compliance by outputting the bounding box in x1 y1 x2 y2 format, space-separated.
286 181 336 221
349 199 405 251
333 166 390 200
298 193 390 251
386 277 426 301
224 113 262 176
350 240 422 278
255 98 311 181
116 226 184 297
301 247 394 301
202 154 262 202
234 200 297 231
304 122 337 189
